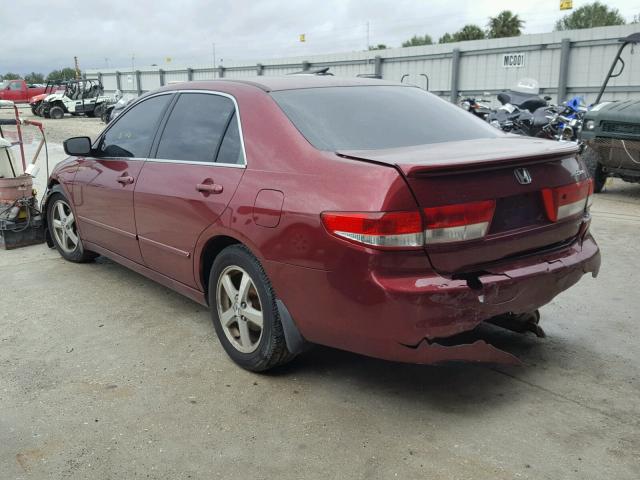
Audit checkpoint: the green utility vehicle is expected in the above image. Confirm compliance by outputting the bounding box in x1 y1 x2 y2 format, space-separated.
581 33 640 192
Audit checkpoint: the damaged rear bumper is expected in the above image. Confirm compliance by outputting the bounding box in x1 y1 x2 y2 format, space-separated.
367 234 600 365
269 234 600 366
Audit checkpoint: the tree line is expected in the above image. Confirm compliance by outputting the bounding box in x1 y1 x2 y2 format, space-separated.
369 2 629 50
0 68 78 84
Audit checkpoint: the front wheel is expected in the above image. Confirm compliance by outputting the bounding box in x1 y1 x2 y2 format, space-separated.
49 105 64 120
209 245 295 372
47 192 97 262
582 145 607 193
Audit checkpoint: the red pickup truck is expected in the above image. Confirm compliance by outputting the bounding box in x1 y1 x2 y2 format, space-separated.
0 79 48 103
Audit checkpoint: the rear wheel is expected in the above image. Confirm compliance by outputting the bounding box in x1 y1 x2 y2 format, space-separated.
583 145 607 193
49 105 64 120
47 192 97 262
93 103 105 119
209 245 295 372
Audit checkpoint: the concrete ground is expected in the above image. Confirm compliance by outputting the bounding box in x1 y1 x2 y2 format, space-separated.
1 113 639 479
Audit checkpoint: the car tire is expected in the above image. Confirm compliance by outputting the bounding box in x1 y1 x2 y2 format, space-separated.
209 244 296 372
49 105 64 120
46 191 97 263
583 145 607 193
101 108 112 124
93 103 105 119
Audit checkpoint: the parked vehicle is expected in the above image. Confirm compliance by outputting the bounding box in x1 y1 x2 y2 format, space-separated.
580 32 640 192
550 95 588 141
101 92 136 124
29 81 67 116
459 95 491 120
490 96 587 141
39 79 111 119
43 77 600 371
0 79 49 103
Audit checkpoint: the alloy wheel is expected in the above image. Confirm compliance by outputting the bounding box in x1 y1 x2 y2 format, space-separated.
51 199 79 254
216 265 264 354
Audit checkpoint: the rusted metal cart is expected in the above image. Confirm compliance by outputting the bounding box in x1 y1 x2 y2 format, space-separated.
0 100 47 249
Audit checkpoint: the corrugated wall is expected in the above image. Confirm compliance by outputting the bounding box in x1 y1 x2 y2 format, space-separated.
87 24 639 104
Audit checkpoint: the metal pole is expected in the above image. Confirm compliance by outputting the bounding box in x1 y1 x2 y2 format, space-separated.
595 41 628 104
12 105 26 172
212 43 216 78
374 55 382 78
450 48 461 103
557 38 571 104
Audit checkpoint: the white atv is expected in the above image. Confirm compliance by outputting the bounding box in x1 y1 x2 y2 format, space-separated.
41 80 111 119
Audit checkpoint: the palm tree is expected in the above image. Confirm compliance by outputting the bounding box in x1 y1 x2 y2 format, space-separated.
488 10 525 38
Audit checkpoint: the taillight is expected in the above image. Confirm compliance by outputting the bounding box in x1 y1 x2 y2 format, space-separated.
541 179 591 222
321 211 424 249
423 200 495 244
586 178 594 209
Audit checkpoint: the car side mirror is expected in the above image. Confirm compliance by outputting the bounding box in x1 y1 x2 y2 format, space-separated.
544 96 552 101
63 136 92 156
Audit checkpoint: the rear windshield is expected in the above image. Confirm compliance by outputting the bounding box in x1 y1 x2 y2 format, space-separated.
271 85 499 151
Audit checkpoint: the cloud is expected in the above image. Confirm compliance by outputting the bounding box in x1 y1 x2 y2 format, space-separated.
0 0 637 74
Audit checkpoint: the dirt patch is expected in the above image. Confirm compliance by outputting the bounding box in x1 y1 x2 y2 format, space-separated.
0 105 104 144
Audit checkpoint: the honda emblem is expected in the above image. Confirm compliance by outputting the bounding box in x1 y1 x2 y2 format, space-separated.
514 168 532 185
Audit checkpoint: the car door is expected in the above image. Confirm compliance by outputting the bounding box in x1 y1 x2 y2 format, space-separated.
72 93 173 263
6 81 23 102
134 91 246 287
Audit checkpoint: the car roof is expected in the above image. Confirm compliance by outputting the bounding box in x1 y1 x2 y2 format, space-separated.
160 76 408 93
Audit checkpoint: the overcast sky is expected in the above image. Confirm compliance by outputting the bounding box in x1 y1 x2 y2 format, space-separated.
1 0 639 74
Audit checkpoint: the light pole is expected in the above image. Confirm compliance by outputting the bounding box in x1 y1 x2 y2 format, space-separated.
212 43 216 79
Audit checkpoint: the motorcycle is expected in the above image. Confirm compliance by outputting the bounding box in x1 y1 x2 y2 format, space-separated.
486 79 587 142
458 95 492 120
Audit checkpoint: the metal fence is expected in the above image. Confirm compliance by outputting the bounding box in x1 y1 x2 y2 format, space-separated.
86 24 640 104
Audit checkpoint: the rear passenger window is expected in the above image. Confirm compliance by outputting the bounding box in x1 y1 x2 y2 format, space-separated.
156 93 234 163
216 113 245 165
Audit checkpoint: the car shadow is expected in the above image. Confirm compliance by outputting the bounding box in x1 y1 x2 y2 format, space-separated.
265 323 598 413
90 255 600 412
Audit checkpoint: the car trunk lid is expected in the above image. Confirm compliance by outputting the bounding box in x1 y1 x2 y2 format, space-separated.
338 137 588 273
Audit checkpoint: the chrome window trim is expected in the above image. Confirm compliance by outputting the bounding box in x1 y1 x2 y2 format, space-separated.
147 157 246 168
151 89 248 168
83 157 146 162
94 89 249 168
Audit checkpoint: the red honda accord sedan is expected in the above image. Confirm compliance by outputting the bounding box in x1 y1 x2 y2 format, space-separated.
44 77 600 371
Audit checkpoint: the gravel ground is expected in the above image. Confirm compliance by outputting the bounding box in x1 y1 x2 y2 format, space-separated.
0 105 105 144
1 105 639 479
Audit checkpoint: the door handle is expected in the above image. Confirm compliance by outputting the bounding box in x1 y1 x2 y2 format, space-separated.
117 175 134 185
196 183 223 194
